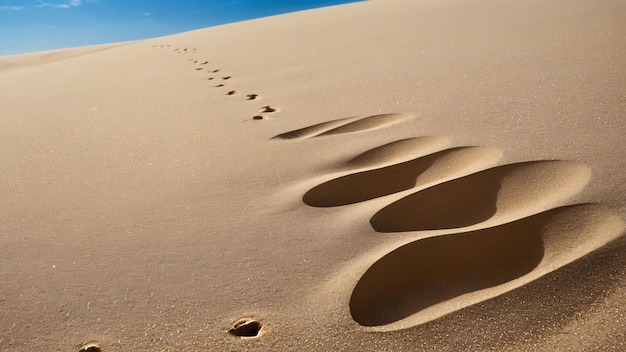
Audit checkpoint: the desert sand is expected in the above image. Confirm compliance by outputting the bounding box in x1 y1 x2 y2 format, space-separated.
0 0 625 350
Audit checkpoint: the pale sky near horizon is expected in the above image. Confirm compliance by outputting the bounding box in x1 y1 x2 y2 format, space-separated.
0 0 362 56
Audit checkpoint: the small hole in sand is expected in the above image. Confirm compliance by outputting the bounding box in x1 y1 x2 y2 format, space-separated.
78 341 101 352
252 116 264 120
228 319 263 338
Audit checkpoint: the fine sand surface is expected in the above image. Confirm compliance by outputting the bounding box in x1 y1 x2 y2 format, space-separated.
1 0 625 350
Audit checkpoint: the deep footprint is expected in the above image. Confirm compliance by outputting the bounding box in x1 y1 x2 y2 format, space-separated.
370 160 590 231
304 146 501 207
228 318 264 338
350 204 625 328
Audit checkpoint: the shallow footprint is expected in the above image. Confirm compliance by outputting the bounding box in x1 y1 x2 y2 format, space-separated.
273 113 413 140
304 146 501 207
347 136 450 168
273 116 360 139
319 113 413 136
370 160 591 232
350 204 625 329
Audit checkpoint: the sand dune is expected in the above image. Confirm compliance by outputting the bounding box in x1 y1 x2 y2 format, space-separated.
0 42 131 74
1 0 625 351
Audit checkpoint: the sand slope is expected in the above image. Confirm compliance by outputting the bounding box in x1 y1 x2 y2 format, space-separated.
1 0 625 351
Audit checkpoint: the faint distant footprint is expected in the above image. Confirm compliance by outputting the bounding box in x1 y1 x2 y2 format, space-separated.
260 106 277 113
275 113 625 331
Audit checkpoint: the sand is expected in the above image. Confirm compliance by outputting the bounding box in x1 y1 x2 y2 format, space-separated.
0 0 624 350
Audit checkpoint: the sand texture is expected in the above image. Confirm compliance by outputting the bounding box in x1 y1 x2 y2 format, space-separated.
1 0 625 350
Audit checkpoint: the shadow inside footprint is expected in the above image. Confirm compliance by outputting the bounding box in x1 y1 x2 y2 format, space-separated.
304 147 499 207
350 214 545 326
370 160 590 232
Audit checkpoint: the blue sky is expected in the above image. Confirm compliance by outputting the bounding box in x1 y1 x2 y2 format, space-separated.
0 0 362 56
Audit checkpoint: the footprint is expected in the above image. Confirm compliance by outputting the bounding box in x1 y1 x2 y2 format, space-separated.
350 204 624 329
200 61 208 65
278 112 623 334
347 136 450 168
195 68 203 71
228 318 264 338
320 113 414 136
304 146 502 207
273 113 413 139
212 69 220 73
246 94 259 100
261 106 277 113
369 160 590 231
78 341 102 352
273 116 361 140
223 76 232 80
214 84 224 88
226 90 236 96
